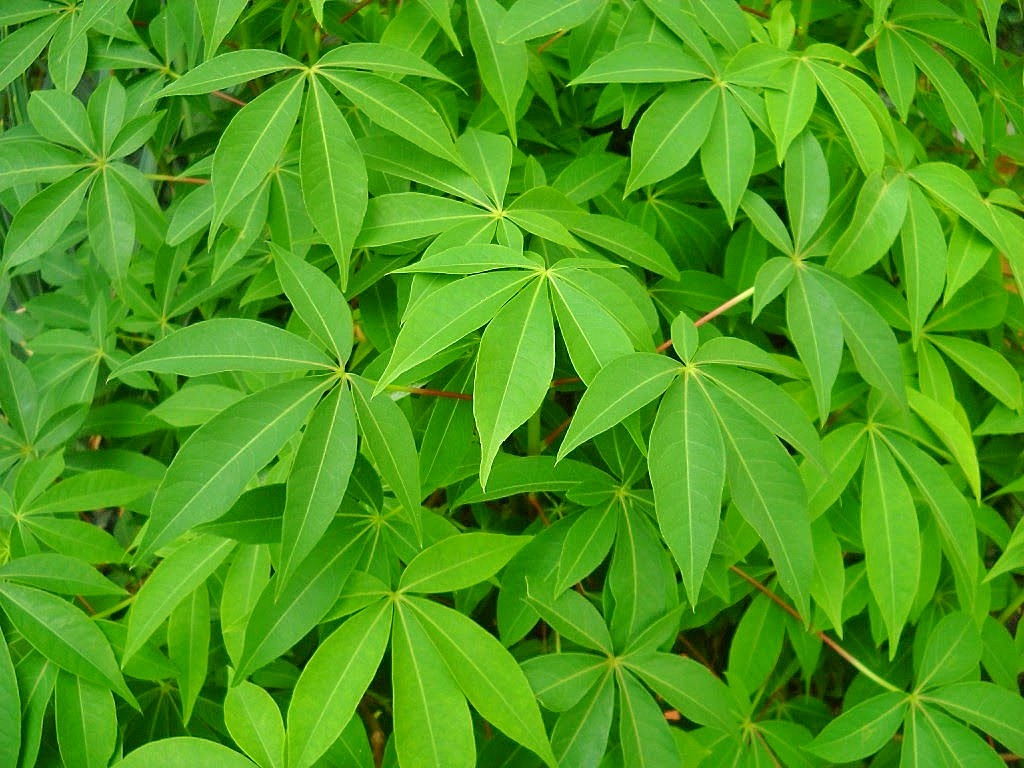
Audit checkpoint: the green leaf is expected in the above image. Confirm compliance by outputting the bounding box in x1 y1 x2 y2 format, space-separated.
827 170 909 276
237 520 366 679
550 671 614 767
907 707 1006 768
392 603 475 768
784 131 830 252
625 652 741 731
810 62 884 175
907 388 981 501
626 82 717 193
917 611 982 690
124 535 234 659
0 15 63 93
24 469 155 515
558 353 682 459
740 190 794 255
571 41 710 84
168 583 209 725
815 269 907 407
224 681 285 768
110 319 334 378
616 668 680 767
2 170 92 269
467 0 529 142
277 384 357 590
700 88 755 226
0 626 19 767
211 76 304 235
400 532 529 593
287 601 392 768
649 375 724 605
0 554 125 597
316 42 455 83
196 0 248 58
350 375 423 539
806 692 908 761
272 246 353 363
136 376 328 558
87 169 135 282
457 128 512 208
377 270 531 389
395 244 539 275
700 365 823 465
158 50 301 97
27 88 94 154
499 0 602 43
114 738 259 768
321 69 461 166
525 582 614 653
474 279 554 485
522 653 606 712
570 214 680 279
411 597 557 766
787 268 842 423
354 192 487 247
702 378 813 617
876 29 916 121
0 582 135 706
766 61 817 164
861 436 920 655
929 335 1023 411
299 77 367 287
555 503 617 593
902 33 984 159
900 185 947 344
55 672 116 768
924 682 1024 755
883 433 978 594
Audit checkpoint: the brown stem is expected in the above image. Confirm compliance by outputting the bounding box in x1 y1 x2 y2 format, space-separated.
542 416 572 448
740 4 770 18
537 29 568 54
340 0 375 24
212 90 247 106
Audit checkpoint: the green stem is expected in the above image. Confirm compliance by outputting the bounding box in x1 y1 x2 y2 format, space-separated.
796 0 814 49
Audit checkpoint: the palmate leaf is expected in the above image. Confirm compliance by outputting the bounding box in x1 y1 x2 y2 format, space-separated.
616 668 680 767
700 377 813 617
224 682 285 768
498 0 603 43
474 278 554 486
287 601 392 768
110 319 334 378
114 738 259 768
299 77 367 287
2 169 92 270
0 625 20 767
55 671 116 768
649 374 725 605
466 0 528 142
210 76 304 235
399 532 529 593
700 87 755 226
135 376 330 559
316 42 455 83
571 41 710 84
807 692 908 762
786 267 842 424
157 50 302 97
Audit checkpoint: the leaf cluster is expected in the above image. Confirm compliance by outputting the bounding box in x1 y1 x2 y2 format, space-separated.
0 0 1023 767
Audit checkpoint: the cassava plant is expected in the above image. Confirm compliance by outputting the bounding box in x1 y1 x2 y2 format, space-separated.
0 0 1023 766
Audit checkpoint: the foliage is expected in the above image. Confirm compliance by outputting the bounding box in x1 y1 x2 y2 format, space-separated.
0 0 1023 766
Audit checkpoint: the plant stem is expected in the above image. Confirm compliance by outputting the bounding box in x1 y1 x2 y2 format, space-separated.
730 565 903 694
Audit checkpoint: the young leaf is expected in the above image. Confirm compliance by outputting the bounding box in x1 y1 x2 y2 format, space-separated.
649 375 725 605
136 376 329 559
299 77 367 286
287 601 392 768
474 279 555 486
